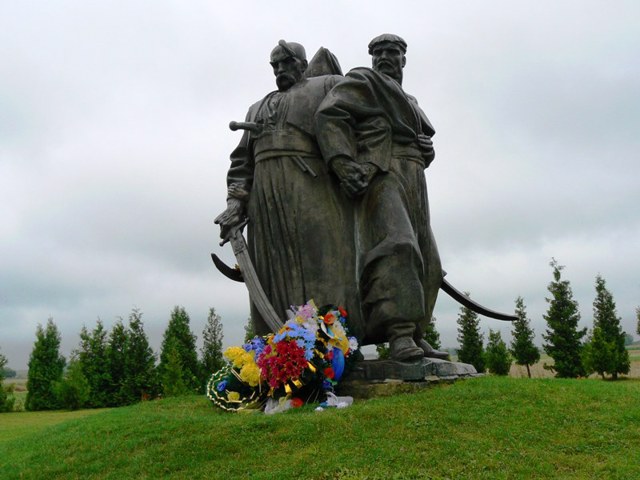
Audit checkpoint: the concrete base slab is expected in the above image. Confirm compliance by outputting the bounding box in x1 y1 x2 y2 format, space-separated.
345 358 479 381
336 358 481 399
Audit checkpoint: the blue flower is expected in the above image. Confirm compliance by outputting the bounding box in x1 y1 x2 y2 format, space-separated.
273 322 316 360
216 380 228 392
242 337 266 356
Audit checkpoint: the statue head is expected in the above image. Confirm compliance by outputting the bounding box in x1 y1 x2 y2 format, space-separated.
270 40 308 91
368 33 407 84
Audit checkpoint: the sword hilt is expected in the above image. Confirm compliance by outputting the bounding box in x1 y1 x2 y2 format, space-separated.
229 121 261 133
219 217 249 247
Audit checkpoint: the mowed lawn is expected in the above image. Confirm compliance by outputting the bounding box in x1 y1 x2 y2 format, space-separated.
1 376 640 480
0 408 110 444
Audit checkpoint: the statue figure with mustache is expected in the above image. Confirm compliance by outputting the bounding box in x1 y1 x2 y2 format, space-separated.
215 41 359 337
316 34 447 361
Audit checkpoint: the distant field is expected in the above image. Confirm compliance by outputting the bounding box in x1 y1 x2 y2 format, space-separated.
3 378 27 390
448 351 640 378
627 344 640 362
511 348 640 378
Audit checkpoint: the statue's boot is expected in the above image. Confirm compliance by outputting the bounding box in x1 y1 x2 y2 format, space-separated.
389 336 424 362
416 338 450 360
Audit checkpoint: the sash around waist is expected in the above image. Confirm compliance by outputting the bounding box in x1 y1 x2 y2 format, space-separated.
253 131 320 163
391 142 423 161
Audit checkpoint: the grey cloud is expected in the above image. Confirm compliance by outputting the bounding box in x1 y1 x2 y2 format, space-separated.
2 1 639 369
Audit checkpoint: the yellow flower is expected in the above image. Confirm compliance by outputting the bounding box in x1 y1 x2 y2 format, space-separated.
328 335 350 355
228 391 240 402
224 346 255 368
239 362 262 387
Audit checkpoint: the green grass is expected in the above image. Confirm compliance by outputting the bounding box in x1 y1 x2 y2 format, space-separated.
0 408 109 443
1 377 639 479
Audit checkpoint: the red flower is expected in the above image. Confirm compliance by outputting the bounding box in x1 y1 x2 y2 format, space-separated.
290 397 304 408
325 350 334 361
256 340 307 389
324 367 335 379
338 306 348 318
324 312 336 325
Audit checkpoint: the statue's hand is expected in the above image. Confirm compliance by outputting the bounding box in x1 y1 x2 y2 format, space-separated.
417 134 435 167
362 162 379 184
331 156 368 197
214 198 246 241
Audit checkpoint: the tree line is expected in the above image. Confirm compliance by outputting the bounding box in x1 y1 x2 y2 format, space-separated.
457 258 635 379
0 306 225 412
2 257 638 412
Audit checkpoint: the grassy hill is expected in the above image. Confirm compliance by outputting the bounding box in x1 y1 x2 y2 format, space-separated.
1 376 639 479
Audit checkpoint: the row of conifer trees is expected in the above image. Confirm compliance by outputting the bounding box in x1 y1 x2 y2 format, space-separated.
5 306 225 411
456 258 635 380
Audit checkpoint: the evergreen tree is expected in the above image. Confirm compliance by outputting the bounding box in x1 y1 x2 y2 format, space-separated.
586 275 630 379
510 296 540 378
201 308 225 378
456 298 485 373
75 320 111 407
636 306 640 337
161 338 189 396
26 318 66 411
0 348 15 412
424 316 442 350
122 309 158 404
159 306 200 393
55 357 90 410
542 259 586 378
485 329 512 375
244 315 256 342
582 327 615 380
106 320 128 406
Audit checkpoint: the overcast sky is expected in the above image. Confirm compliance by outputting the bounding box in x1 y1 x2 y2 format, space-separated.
2 1 639 370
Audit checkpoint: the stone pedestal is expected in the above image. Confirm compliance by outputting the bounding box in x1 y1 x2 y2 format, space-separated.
336 358 481 399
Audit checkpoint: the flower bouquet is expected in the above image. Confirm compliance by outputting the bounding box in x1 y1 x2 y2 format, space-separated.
206 300 358 412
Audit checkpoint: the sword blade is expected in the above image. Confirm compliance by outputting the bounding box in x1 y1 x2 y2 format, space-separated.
440 278 517 322
228 229 284 332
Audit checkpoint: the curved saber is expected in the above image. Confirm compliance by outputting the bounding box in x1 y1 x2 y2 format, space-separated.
441 278 517 321
214 225 283 332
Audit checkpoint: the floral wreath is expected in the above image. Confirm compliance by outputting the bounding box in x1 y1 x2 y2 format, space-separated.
206 300 358 412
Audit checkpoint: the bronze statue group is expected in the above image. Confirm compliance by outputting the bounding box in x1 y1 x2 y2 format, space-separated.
216 34 448 363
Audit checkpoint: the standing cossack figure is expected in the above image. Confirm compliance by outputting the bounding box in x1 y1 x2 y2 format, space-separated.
215 41 358 336
315 34 446 361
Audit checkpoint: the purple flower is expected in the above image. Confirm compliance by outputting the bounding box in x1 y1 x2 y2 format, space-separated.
295 303 317 321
